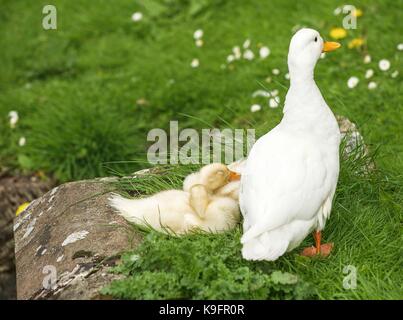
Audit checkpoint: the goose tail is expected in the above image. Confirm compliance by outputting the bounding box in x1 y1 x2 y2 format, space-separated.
241 229 289 261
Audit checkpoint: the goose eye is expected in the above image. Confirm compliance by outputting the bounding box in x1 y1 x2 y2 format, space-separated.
314 37 318 42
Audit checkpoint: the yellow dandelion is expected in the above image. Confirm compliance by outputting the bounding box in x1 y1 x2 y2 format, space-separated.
348 37 365 49
16 202 30 216
330 27 347 40
352 9 363 17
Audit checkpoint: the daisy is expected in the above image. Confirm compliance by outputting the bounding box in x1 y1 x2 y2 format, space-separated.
397 43 403 51
243 49 254 60
391 70 399 78
243 39 251 49
363 54 371 64
365 69 374 79
347 76 359 89
19 137 26 147
131 12 143 22
368 82 377 90
378 59 390 71
232 46 241 59
190 59 199 68
272 68 280 75
352 9 363 17
227 54 235 63
250 104 261 112
195 39 203 47
284 73 290 80
348 38 364 49
329 27 347 40
270 89 279 96
252 90 270 98
8 110 19 128
269 96 280 108
259 46 270 59
193 29 203 40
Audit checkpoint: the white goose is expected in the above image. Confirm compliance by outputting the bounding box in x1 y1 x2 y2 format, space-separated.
240 28 341 261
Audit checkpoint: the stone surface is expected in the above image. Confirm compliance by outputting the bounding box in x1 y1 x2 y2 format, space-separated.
14 179 141 300
336 115 368 156
0 172 53 299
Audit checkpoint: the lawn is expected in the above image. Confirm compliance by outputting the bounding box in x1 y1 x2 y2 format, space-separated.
1 0 402 299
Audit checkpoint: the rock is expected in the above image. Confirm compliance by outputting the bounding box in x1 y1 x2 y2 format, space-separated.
0 172 53 300
336 115 368 157
14 179 141 300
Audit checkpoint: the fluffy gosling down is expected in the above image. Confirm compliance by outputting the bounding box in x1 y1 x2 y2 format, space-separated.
109 163 241 234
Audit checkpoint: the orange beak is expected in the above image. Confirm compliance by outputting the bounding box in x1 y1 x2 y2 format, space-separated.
322 41 341 52
228 171 241 182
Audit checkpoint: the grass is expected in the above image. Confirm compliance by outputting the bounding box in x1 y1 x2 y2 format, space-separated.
0 0 402 299
104 143 402 300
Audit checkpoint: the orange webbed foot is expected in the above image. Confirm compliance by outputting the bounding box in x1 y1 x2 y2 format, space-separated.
300 243 334 258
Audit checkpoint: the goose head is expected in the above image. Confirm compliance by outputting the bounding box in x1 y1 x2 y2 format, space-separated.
288 28 340 82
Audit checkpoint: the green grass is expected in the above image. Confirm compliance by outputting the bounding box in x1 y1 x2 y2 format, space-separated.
1 0 402 179
102 229 315 300
0 0 402 299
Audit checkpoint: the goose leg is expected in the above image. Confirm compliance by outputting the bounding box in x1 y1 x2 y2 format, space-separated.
301 231 334 257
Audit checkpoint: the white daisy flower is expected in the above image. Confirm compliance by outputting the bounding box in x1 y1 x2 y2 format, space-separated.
193 29 203 40
397 43 403 51
243 49 254 60
8 111 19 128
131 12 143 22
259 46 270 59
227 54 235 63
320 52 326 59
365 69 374 79
272 68 280 75
195 39 203 47
391 70 399 78
265 77 272 83
269 96 280 108
252 90 271 98
347 76 359 89
333 7 342 15
284 73 290 80
270 89 279 96
378 59 390 71
363 55 371 64
232 46 241 59
19 136 26 147
243 39 251 49
368 81 377 90
250 104 262 112
190 58 199 68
